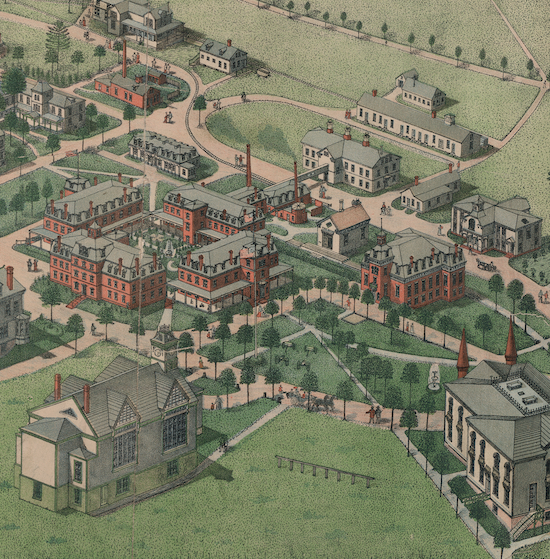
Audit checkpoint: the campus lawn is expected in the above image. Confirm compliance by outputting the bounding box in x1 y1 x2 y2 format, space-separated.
13 245 50 263
197 315 304 361
0 0 82 25
293 232 316 243
53 152 142 176
1 136 37 176
170 301 241 331
205 173 267 195
124 64 191 103
76 86 147 116
408 431 466 475
294 299 458 359
66 170 134 186
192 63 227 86
191 376 240 396
155 180 179 210
100 129 143 155
24 133 50 157
518 349 550 375
509 238 550 286
266 223 289 236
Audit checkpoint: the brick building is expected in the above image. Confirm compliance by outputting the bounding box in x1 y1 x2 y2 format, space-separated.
361 228 466 308
94 73 161 110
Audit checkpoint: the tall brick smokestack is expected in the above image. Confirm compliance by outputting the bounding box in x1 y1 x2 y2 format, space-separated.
54 373 61 401
6 266 13 291
294 161 299 202
457 329 469 378
50 199 55 215
246 144 252 188
186 250 191 266
64 203 68 220
83 384 90 414
135 257 140 276
123 39 127 78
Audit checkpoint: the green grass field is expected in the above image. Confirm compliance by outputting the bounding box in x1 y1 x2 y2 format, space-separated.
170 301 241 331
1 135 36 175
53 152 143 176
192 62 227 85
266 223 289 236
205 173 267 195
293 232 316 243
0 0 83 25
100 129 144 155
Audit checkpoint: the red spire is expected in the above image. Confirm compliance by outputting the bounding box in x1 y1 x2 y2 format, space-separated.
505 317 517 366
457 328 469 378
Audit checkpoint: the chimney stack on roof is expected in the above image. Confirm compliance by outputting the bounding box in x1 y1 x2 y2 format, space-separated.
414 176 419 186
153 252 157 270
57 235 62 252
6 266 13 291
266 233 271 250
201 182 205 188
123 187 127 203
199 254 204 271
94 176 98 186
457 329 469 378
60 190 64 200
372 89 377 97
327 120 333 134
339 199 344 211
123 39 127 78
343 127 351 140
177 193 181 204
254 186 258 200
229 250 233 265
135 257 140 276
118 257 123 275
64 203 68 220
505 317 517 366
362 133 370 147
186 250 191 266
454 243 458 256
246 144 252 188
50 199 55 215
222 209 227 220
130 178 134 187
410 255 414 267
431 110 436 119
449 163 453 173
83 384 90 414
54 373 61 401
431 247 435 260
227 39 232 47
89 200 94 216
118 172 122 183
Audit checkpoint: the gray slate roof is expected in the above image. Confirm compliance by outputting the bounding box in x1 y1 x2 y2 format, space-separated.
0 266 25 298
200 39 246 60
403 170 460 202
402 77 442 100
22 417 81 442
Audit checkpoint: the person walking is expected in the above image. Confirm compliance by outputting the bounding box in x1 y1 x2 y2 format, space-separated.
91 323 96 336
539 290 544 303
27 259 32 272
368 406 376 424
410 322 415 335
33 259 38 272
375 405 382 424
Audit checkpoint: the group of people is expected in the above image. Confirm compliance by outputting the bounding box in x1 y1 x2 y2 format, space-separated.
367 405 382 424
26 259 38 273
539 291 549 304
163 111 173 123
210 396 223 410
380 202 391 216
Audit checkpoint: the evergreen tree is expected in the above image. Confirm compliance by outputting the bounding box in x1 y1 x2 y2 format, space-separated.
67 313 84 355
46 21 70 69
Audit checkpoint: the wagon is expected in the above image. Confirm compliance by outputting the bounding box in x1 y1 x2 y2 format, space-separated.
257 68 271 78
476 258 497 272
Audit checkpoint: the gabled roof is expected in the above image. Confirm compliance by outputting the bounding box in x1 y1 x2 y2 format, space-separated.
22 417 81 442
402 77 443 100
200 39 246 60
31 81 53 94
321 204 370 232
397 69 418 80
0 266 25 298
403 170 460 202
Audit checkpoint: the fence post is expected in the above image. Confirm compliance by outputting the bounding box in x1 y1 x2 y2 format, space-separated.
312 466 316 476
325 468 329 479
277 457 282 468
300 462 304 474
289 460 293 471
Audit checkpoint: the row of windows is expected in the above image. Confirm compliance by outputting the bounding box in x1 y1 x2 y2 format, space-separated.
107 288 163 302
4 300 19 317
403 92 439 106
53 271 71 283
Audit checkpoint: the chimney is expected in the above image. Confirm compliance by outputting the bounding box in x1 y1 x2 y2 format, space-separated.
135 76 140 84
449 163 453 173
57 235 62 252
339 199 344 211
343 127 351 140
372 89 377 97
135 256 140 275
247 198 250 204
410 255 414 267
431 110 436 119
118 257 123 275
227 39 232 47
186 250 191 266
94 176 98 186
177 193 181 204
123 39 127 79
243 209 247 218
89 200 94 216
222 209 227 220
50 199 55 214
199 254 204 271
6 266 13 291
83 384 90 414
63 203 68 220
130 178 134 187
118 172 122 183
54 374 61 401
362 133 370 147
254 186 258 200
412 78 416 87
505 317 517 366
246 144 252 188
454 243 458 256
201 182 205 188
60 190 65 200
294 161 299 202
414 176 419 186
153 252 157 270
123 187 127 203
457 329 469 378
431 247 435 260
229 250 233 265
266 233 271 250
326 119 333 134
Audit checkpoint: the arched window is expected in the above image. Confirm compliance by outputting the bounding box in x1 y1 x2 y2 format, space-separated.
468 218 475 230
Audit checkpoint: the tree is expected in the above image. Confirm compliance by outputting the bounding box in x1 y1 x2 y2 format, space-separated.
387 308 400 342
378 360 393 401
301 369 319 411
213 323 230 359
519 293 536 332
45 50 58 74
322 11 329 27
418 391 436 431
314 275 326 299
333 330 347 367
338 279 349 306
340 12 347 27
265 300 279 326
469 500 487 545
239 300 253 325
4 111 18 145
488 274 504 310
287 0 294 17
18 119 29 145
42 177 53 202
474 313 493 349
178 331 194 372
507 279 524 319
240 364 256 404
0 199 6 216
400 408 418 456
336 379 353 420
408 32 415 53
493 523 511 559
385 384 403 430
428 34 435 52
292 295 306 324
66 313 84 355
326 312 339 338
500 56 508 79
401 362 420 406
398 303 412 332
378 296 392 324
527 58 534 78
97 305 115 341
479 48 486 66
288 281 300 302
417 307 434 341
277 284 290 313
301 276 313 303
45 134 61 162
361 289 374 318
356 20 363 38
25 180 40 217
207 345 224 380
9 190 25 226
422 434 436 477
265 366 282 399
326 277 338 302
113 41 123 64
97 114 110 144
359 356 379 395
71 50 85 78
86 103 98 121
193 95 207 126
191 315 208 349
77 120 91 151
304 1 310 15
438 315 455 348
349 283 360 313
2 66 26 99
123 104 136 133
41 283 62 322
261 326 280 366
455 45 462 67
381 22 388 40
129 316 145 351
0 96 5 114
219 367 237 410
431 452 450 496
93 45 107 72
46 21 70 69
219 308 234 326
14 145 27 177
236 324 254 361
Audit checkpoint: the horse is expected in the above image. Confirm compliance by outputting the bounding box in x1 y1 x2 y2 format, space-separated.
322 395 335 413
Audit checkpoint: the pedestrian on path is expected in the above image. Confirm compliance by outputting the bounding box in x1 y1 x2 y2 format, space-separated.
438 224 443 236
210 402 215 410
33 259 38 272
375 406 382 424
545 291 549 304
539 290 543 303
410 323 415 335
406 321 409 332
27 259 32 272
215 396 223 410
91 323 96 336
368 406 376 424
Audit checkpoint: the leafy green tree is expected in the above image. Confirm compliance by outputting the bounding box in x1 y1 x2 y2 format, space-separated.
314 275 326 299
46 21 70 68
381 22 388 40
338 279 349 306
500 56 508 79
178 331 194 371
356 20 362 37
519 293 536 332
236 324 254 361
401 362 420 406
400 408 418 456
479 48 486 66
398 303 412 332
93 45 106 72
123 104 136 133
349 283 360 312
361 288 374 318
14 145 27 176
336 379 353 420
431 452 450 496
265 366 282 399
304 1 310 15
214 323 231 359
41 282 62 322
422 434 437 477
4 111 18 145
193 95 207 126
71 50 85 78
25 180 40 216
301 276 313 303
2 66 26 99
45 134 61 162
527 58 534 78
493 523 511 559
326 276 338 302
86 103 98 121
18 119 29 144
469 500 487 545
277 283 290 313
340 12 347 27
219 367 237 409
455 45 462 66
408 32 415 53
129 315 145 351
474 313 492 349
507 279 524 318
41 177 53 202
265 300 279 326
97 305 115 341
0 199 6 216
378 360 393 401
219 308 234 325
191 315 208 349
66 313 84 355
0 96 5 114
77 120 91 151
287 0 294 16
12 46 24 65
359 355 380 395
378 295 392 324
292 295 306 324
488 274 504 310
301 369 319 410
45 50 58 74
239 300 253 325
113 41 123 64
261 326 280 366
418 391 436 431
322 11 329 27
240 364 256 404
385 384 403 430
387 308 400 342
97 113 110 144
438 315 455 348
9 190 25 226
287 281 300 302
417 307 434 341
429 34 435 52
333 330 347 366
206 345 224 380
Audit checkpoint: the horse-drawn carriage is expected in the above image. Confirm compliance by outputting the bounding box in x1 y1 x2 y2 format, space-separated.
476 258 497 272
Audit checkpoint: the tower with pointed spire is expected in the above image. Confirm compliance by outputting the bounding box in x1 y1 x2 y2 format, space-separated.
505 317 517 366
456 328 469 378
